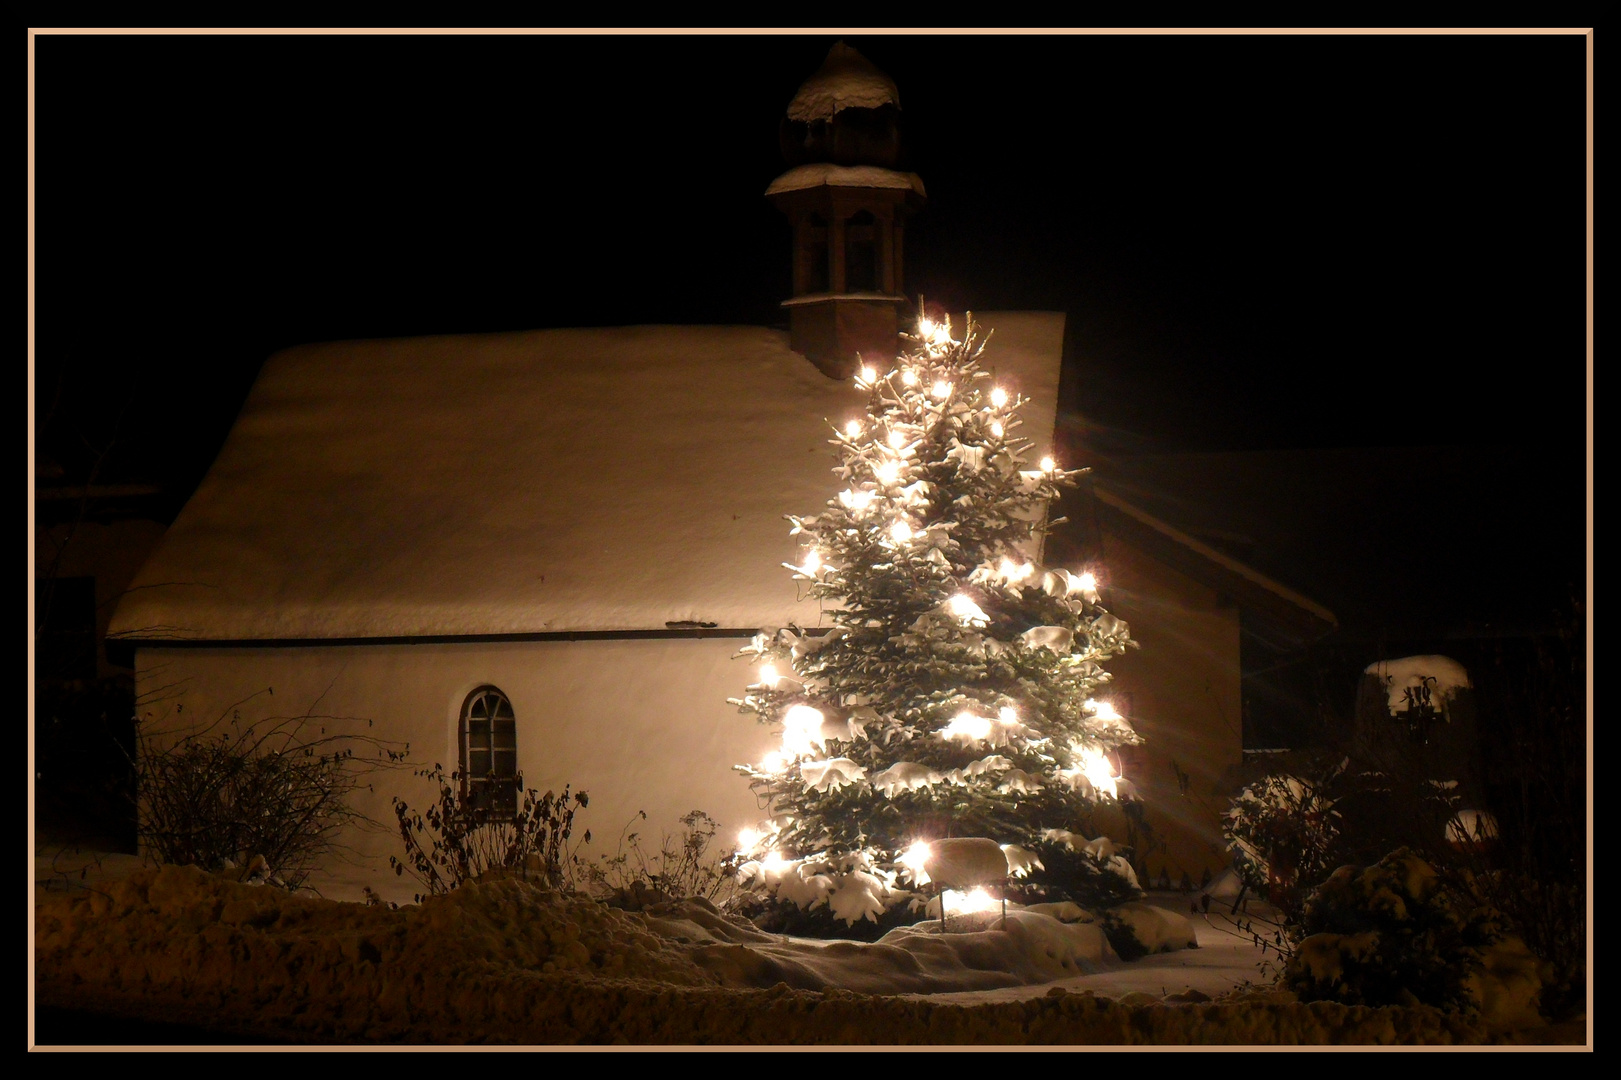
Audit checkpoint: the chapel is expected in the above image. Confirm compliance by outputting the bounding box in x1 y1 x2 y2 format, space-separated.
109 43 1334 895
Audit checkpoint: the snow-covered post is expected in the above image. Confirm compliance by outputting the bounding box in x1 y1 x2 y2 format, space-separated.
1355 655 1490 846
906 837 1014 932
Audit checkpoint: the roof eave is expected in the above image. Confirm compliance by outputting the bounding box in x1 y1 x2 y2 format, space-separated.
1077 484 1338 646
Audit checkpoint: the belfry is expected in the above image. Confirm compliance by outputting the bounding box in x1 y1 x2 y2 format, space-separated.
766 43 926 378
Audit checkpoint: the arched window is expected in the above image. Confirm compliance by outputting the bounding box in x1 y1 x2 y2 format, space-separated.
460 686 518 817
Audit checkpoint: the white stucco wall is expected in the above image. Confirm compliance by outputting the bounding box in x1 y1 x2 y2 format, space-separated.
135 638 780 895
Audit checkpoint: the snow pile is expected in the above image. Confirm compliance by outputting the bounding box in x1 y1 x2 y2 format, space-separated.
1465 937 1551 1033
691 909 1115 995
38 863 718 985
1200 867 1245 901
35 863 1564 1045
1364 655 1472 715
33 865 1123 1016
1111 901 1201 953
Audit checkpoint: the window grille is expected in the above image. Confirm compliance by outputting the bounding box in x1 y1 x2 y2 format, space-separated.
459 686 518 817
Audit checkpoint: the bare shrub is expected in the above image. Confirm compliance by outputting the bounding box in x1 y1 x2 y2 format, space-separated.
574 809 735 908
134 688 408 889
1223 762 1344 929
390 765 589 902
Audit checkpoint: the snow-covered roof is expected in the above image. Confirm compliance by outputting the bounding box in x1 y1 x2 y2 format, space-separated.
1088 485 1339 629
110 313 1065 642
785 42 900 123
765 163 927 199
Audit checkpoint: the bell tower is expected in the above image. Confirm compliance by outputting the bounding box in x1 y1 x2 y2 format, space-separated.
767 43 926 379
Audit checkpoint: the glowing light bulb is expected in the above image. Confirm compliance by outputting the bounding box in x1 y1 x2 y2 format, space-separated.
931 380 952 400
859 365 878 384
759 751 788 775
998 705 1019 724
919 319 936 339
875 460 901 484
990 387 1008 408
801 548 821 574
782 703 827 756
901 369 919 387
942 711 993 742
998 557 1033 582
737 827 762 852
1089 700 1122 721
890 519 913 544
1079 746 1119 798
949 887 999 914
1077 571 1097 592
930 322 953 347
759 664 779 686
1040 455 1056 472
948 593 989 626
899 841 933 885
845 419 863 438
887 430 907 450
762 851 789 874
843 490 873 513
990 420 1004 438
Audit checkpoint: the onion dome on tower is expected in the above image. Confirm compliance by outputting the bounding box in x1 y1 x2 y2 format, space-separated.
767 43 926 378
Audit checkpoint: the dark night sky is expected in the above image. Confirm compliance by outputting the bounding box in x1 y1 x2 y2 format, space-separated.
31 31 1590 636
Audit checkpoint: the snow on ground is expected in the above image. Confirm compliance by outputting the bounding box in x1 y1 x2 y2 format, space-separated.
32 842 1581 1047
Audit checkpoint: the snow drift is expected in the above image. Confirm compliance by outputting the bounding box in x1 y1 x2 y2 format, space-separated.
33 864 1551 1045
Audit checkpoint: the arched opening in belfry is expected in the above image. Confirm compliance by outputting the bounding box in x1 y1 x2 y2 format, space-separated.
845 209 878 293
804 212 830 294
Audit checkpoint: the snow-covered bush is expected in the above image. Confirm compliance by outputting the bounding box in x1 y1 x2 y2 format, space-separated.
727 848 923 941
1285 848 1515 1014
1339 624 1586 1022
1222 764 1342 926
1005 832 1143 915
391 766 588 902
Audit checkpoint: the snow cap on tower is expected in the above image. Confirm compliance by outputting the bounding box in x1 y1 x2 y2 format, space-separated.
786 41 901 124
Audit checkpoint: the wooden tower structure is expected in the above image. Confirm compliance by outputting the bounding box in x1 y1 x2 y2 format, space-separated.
766 43 926 378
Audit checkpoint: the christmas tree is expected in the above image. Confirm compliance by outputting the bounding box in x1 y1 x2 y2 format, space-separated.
730 313 1143 925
